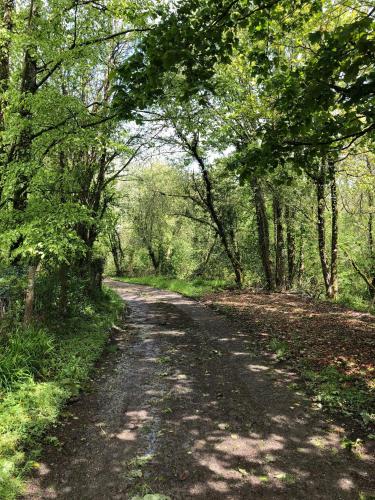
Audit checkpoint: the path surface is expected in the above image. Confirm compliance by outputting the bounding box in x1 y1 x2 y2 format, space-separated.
25 281 375 499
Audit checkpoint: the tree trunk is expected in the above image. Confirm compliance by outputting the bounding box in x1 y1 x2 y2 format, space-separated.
147 245 160 274
0 0 14 201
315 171 332 298
368 210 375 299
110 229 125 276
191 145 243 287
368 204 375 300
273 193 286 291
285 205 296 289
87 257 104 295
9 1 38 263
345 251 375 300
0 0 13 124
112 248 124 276
127 248 135 276
366 156 375 299
329 159 338 299
369 195 374 261
24 260 40 324
297 230 305 287
251 177 274 291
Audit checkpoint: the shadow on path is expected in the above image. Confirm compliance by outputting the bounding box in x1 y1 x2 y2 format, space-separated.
25 281 375 499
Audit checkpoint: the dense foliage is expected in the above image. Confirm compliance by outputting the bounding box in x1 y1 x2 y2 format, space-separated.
0 1 149 496
112 0 375 307
0 0 374 495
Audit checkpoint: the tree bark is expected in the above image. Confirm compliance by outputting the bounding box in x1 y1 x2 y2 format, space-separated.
285 205 296 289
366 156 375 299
0 0 13 124
329 159 338 299
297 230 305 287
24 260 40 324
315 158 339 300
368 197 375 299
147 245 160 274
190 144 243 287
315 170 332 297
110 229 125 276
345 251 375 299
251 177 274 291
273 193 286 291
9 1 38 262
0 0 14 201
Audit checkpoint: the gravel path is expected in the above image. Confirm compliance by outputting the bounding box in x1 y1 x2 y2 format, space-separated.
25 281 375 499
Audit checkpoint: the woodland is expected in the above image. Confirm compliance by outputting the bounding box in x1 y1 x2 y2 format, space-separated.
0 0 374 498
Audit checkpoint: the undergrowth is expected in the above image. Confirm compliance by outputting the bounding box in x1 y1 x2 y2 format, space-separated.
0 287 123 499
301 366 374 429
337 294 375 315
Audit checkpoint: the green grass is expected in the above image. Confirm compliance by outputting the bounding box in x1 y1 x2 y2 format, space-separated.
337 294 375 315
269 338 290 361
301 366 374 424
0 287 123 499
113 276 231 298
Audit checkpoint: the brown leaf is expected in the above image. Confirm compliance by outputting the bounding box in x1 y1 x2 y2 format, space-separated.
179 470 189 481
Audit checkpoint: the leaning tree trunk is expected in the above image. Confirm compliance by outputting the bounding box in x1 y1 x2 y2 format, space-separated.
273 193 286 291
251 177 274 291
193 234 218 277
192 146 243 287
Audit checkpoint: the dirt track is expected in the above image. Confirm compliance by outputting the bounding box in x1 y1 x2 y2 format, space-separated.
25 281 375 499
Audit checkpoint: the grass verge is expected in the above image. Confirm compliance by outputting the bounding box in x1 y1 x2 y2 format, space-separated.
0 287 124 499
113 276 231 298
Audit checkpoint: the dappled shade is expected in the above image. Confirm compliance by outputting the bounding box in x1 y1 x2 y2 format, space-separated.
25 282 375 499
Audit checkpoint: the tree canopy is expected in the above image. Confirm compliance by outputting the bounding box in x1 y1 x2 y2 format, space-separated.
0 1 374 496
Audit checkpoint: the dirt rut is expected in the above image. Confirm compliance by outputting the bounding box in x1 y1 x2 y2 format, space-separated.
25 281 375 499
